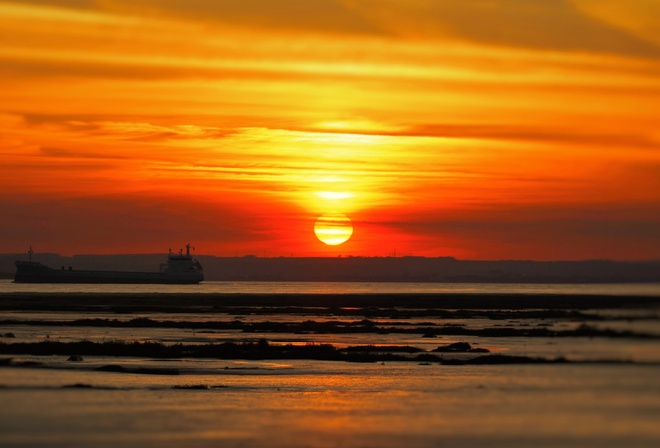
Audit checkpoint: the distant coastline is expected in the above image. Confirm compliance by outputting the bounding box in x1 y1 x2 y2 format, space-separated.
2 253 660 283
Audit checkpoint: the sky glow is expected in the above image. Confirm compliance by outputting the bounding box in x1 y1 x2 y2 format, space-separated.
1 0 659 259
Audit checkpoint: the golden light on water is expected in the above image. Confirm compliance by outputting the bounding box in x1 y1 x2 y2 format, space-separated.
314 213 353 246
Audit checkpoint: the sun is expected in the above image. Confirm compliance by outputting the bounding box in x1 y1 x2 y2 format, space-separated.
314 213 353 246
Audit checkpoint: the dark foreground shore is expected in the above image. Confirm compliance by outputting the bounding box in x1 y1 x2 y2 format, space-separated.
2 291 659 367
1 292 660 312
3 291 659 448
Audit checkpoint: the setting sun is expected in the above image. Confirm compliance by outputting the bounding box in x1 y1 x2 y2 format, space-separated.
314 213 354 246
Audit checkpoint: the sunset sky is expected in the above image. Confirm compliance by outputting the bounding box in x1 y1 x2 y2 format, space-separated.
1 0 659 259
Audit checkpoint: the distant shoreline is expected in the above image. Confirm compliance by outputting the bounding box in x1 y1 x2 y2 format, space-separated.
3 255 660 283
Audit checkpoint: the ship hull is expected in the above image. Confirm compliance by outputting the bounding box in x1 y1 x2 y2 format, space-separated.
14 263 203 285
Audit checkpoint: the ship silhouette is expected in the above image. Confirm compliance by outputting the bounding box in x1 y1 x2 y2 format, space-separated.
14 244 203 284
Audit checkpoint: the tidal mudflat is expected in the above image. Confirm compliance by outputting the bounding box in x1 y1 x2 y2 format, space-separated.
1 292 659 447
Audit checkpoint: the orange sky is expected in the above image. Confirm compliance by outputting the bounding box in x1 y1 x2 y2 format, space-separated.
1 0 659 259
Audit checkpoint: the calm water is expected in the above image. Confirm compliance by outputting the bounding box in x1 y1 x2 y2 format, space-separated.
2 279 660 295
2 363 659 448
1 281 659 447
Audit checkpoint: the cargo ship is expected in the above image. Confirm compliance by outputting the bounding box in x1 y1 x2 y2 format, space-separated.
14 245 204 284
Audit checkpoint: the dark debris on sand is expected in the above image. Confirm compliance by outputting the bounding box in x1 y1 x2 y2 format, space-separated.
0 339 649 366
0 317 654 339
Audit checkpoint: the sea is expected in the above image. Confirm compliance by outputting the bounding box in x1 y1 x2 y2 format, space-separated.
1 280 659 448
3 280 660 295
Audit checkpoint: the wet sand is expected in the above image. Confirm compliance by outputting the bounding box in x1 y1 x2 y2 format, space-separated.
2 290 658 365
2 290 660 447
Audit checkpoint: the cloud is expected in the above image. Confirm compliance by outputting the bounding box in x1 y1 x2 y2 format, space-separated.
8 1 660 58
391 124 660 149
39 146 130 160
570 0 660 46
384 203 660 260
96 0 387 36
0 194 265 255
7 0 97 8
344 0 660 58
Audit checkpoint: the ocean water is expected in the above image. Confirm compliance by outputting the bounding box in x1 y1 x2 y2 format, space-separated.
1 281 659 447
2 279 660 295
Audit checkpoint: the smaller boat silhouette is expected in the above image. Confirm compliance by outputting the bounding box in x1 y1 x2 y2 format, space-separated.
14 244 204 284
